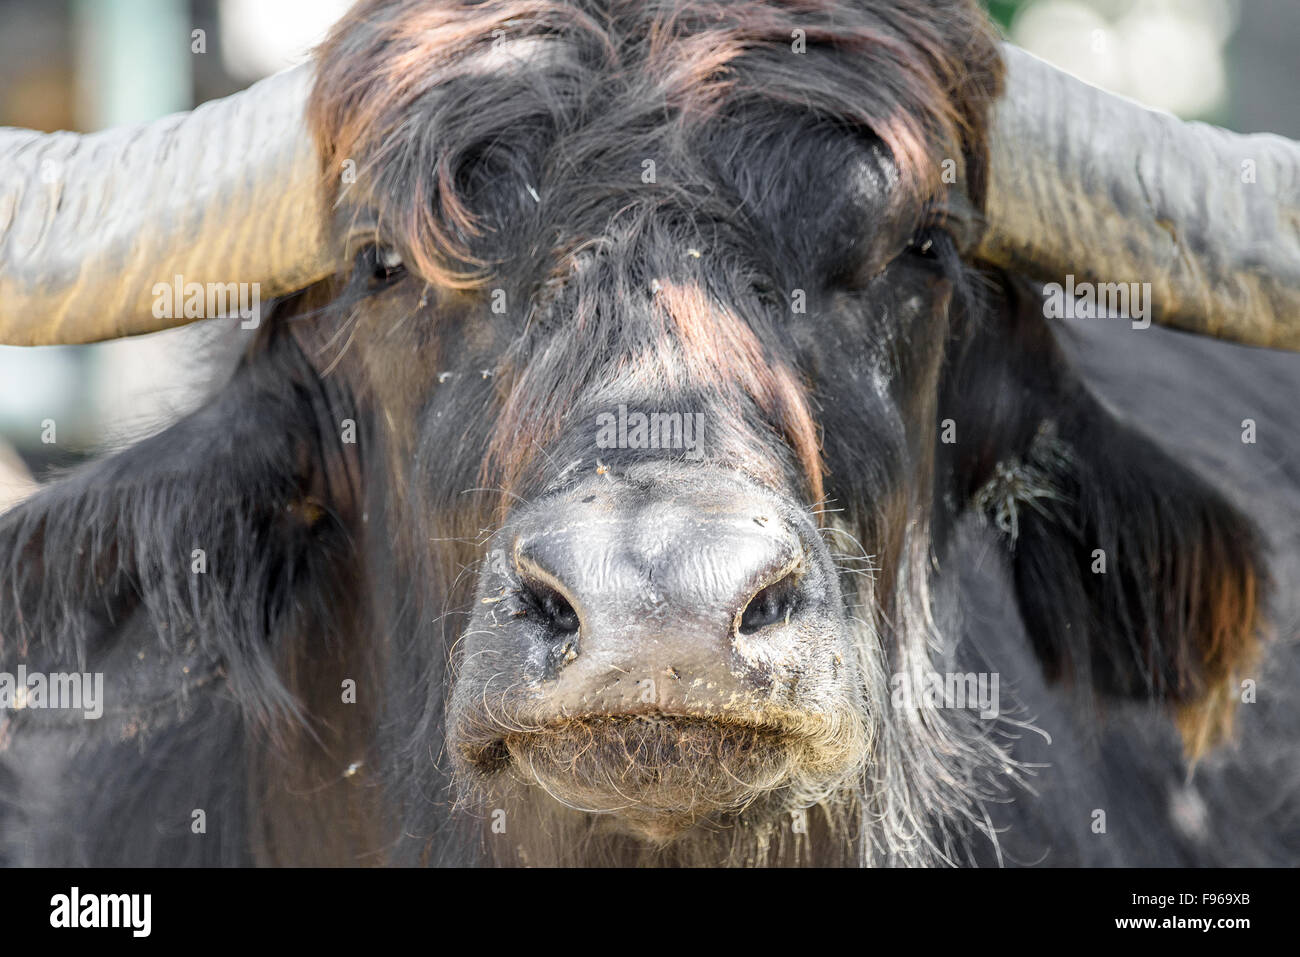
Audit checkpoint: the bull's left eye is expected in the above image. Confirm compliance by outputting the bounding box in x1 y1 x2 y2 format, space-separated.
906 228 940 262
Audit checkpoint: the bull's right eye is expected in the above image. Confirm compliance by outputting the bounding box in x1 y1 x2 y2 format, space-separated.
360 243 406 288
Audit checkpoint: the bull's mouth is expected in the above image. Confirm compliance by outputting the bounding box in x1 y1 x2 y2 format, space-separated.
455 711 867 842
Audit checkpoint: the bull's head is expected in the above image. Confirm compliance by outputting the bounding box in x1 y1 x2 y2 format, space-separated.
2 0 1297 865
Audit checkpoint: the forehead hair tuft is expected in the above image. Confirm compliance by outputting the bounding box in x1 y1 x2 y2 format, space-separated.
309 0 1003 287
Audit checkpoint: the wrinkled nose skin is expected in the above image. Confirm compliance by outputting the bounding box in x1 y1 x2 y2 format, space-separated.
450 468 859 769
514 481 816 702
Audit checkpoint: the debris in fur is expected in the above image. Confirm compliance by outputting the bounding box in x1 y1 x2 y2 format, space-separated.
972 423 1072 542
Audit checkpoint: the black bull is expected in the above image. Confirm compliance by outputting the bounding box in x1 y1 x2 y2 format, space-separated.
2 2 1300 867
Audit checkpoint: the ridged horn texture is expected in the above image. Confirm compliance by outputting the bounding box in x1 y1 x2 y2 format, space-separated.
980 44 1300 351
0 63 340 346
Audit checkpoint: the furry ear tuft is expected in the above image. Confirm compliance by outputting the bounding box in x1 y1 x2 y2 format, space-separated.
0 305 361 730
996 413 1265 758
942 278 1268 759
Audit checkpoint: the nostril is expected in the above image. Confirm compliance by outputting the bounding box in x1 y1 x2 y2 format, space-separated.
738 568 802 635
522 579 580 634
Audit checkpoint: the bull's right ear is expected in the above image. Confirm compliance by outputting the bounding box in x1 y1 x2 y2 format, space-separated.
937 277 1267 757
0 310 359 716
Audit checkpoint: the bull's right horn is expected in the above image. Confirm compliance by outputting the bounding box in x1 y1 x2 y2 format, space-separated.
0 63 340 347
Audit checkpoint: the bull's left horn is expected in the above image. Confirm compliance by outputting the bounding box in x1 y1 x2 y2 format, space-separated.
980 44 1300 351
0 63 340 346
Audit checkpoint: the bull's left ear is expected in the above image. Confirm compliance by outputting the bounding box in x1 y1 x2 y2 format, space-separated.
938 277 1266 757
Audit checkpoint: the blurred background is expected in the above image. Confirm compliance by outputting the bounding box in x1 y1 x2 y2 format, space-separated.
0 0 1297 499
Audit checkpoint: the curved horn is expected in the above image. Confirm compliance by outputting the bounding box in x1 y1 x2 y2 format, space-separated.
980 44 1300 351
0 63 340 346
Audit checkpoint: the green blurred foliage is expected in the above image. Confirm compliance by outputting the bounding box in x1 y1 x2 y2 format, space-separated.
984 1 1027 31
